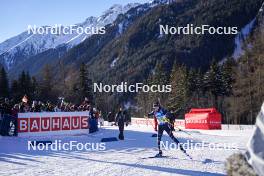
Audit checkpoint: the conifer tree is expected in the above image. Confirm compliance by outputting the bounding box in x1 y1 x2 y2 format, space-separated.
18 71 28 97
168 63 189 113
221 57 236 97
11 80 20 102
203 60 223 107
0 67 9 98
150 61 170 106
31 76 39 100
79 63 93 104
40 64 53 101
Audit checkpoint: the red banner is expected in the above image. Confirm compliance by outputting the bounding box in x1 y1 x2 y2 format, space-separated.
131 118 185 129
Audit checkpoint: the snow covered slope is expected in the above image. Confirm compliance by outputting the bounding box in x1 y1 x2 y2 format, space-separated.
232 19 256 59
0 125 253 176
232 2 264 59
0 3 139 70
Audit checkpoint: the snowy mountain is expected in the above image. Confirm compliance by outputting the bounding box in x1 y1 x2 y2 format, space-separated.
232 19 256 59
257 2 264 27
69 0 263 79
3 0 172 77
65 3 140 47
0 3 140 71
232 2 264 59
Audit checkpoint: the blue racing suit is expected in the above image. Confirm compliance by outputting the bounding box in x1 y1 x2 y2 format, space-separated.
154 107 185 153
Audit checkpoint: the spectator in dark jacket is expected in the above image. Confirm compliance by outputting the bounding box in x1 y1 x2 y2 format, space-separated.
11 104 19 136
31 101 41 112
1 98 12 115
115 107 128 140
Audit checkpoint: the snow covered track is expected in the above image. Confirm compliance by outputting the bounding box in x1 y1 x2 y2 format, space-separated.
0 126 253 176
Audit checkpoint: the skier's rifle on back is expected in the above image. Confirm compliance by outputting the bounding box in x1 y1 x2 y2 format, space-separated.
157 98 194 136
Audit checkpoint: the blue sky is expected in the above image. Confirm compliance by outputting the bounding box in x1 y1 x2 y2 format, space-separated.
0 0 149 43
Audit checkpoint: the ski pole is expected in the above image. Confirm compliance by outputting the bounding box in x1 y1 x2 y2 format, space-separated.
174 126 193 136
168 120 193 136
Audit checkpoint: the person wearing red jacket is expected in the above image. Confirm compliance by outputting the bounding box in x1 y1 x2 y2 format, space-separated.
154 116 158 131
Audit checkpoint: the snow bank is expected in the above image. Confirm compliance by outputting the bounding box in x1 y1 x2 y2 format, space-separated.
0 125 253 176
246 103 264 176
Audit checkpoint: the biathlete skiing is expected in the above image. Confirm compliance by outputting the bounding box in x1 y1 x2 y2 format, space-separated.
148 101 192 159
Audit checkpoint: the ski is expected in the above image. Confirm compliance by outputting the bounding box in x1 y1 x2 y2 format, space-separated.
141 155 170 159
141 151 192 160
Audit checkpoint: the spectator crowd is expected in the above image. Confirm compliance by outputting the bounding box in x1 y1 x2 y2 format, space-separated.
0 95 105 135
0 95 131 136
0 95 102 118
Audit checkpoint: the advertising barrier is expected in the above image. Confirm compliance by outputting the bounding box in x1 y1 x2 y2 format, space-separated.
185 108 222 130
131 117 185 129
18 112 89 136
